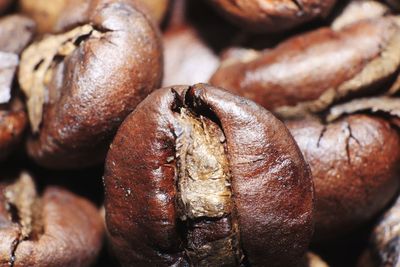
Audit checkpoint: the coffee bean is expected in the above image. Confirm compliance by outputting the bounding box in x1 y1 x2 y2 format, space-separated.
0 172 104 266
205 0 337 33
18 0 162 169
211 16 400 118
287 114 400 241
104 84 313 267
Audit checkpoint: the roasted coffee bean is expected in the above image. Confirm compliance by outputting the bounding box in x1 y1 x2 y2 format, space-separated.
104 84 313 267
210 16 400 118
286 114 400 242
0 172 104 266
18 0 162 169
0 15 35 161
205 0 337 33
19 0 169 33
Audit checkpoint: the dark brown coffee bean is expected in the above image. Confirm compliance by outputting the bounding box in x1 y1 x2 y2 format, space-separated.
18 0 162 169
286 114 400 242
205 0 337 33
104 83 313 267
210 16 400 118
0 172 104 266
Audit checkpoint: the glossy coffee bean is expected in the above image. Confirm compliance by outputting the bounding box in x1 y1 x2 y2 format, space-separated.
104 84 313 267
0 173 104 266
287 114 400 241
210 16 400 117
18 0 162 169
206 0 337 33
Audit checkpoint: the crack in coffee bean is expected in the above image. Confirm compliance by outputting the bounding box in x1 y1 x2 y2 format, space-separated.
0 172 104 266
287 113 400 241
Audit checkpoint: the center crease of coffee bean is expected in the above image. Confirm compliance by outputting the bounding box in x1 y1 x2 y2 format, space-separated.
4 173 43 266
175 107 244 266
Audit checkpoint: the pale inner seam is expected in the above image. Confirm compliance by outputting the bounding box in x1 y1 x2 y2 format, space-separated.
175 107 243 266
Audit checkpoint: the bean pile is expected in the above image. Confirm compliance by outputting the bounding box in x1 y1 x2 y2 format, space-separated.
0 1 399 266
